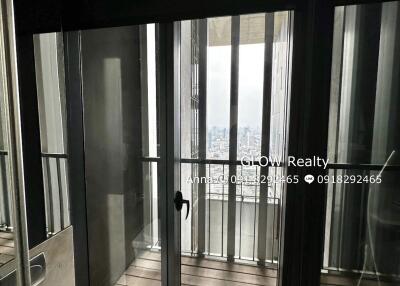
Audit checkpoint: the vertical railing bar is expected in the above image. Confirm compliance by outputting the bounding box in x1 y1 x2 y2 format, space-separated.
227 15 240 262
272 166 277 260
198 18 207 256
0 156 4 225
221 164 225 257
328 168 337 268
328 5 345 269
338 168 344 267
357 169 367 268
239 165 243 259
150 162 154 247
44 157 54 235
276 197 280 260
208 163 211 255
252 165 258 261
0 155 11 227
257 12 275 265
56 157 65 230
334 167 340 267
268 168 272 261
191 163 194 255
139 6 151 159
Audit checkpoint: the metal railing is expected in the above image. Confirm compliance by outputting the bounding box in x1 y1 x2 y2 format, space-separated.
41 152 69 236
0 150 12 231
324 162 400 280
0 151 69 236
142 156 281 265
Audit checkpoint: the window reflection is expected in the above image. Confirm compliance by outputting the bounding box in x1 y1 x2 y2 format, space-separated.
323 2 400 285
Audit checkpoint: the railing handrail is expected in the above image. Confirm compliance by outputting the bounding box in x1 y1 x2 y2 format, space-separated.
326 162 400 171
41 152 68 159
142 156 400 170
1 151 69 159
142 156 282 167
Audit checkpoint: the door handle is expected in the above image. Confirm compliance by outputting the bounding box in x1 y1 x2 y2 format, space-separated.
174 191 190 220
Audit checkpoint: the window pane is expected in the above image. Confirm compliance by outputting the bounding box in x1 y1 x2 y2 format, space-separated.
34 33 71 236
206 17 231 160
180 12 291 269
0 52 16 270
237 14 265 160
322 3 400 285
80 24 161 286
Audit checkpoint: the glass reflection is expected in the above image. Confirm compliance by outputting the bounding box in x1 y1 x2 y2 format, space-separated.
323 2 400 285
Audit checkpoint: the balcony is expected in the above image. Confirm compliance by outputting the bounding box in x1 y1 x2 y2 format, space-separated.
140 157 281 263
115 250 277 286
2 148 400 285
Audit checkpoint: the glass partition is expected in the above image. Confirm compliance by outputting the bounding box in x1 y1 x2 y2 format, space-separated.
0 53 16 272
78 24 163 286
33 33 71 237
322 2 400 285
179 11 292 286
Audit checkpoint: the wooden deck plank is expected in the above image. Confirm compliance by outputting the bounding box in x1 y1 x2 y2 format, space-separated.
0 238 14 248
131 258 161 270
116 274 161 286
120 252 399 286
123 265 269 286
320 273 398 286
136 251 161 261
127 261 274 286
181 264 275 286
0 245 14 255
181 257 277 278
136 251 277 278
181 273 265 286
0 232 13 240
0 253 14 264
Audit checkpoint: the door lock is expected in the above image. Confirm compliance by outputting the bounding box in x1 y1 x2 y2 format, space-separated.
174 191 190 220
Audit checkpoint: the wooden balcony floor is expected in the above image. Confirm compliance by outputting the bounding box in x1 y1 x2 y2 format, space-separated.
115 251 399 286
115 251 277 286
0 231 14 267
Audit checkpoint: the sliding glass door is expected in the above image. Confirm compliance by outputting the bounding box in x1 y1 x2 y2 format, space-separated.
51 12 293 286
321 2 400 285
8 2 295 285
178 12 292 285
8 0 400 285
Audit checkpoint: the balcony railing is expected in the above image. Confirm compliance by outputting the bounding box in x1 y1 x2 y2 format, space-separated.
324 162 400 280
0 150 69 236
0 150 12 231
142 156 281 265
41 152 69 236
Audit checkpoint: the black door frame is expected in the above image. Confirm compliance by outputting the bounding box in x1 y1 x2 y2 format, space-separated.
11 0 393 285
279 1 335 285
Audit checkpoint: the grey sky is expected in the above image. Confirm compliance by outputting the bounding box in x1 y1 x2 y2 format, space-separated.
206 44 264 129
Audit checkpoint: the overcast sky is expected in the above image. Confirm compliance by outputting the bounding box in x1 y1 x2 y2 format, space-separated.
207 43 264 130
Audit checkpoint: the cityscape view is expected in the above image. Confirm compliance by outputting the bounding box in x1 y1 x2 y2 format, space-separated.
205 126 281 200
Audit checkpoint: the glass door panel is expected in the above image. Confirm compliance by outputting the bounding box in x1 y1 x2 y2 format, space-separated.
33 32 71 238
0 4 25 283
178 11 292 286
321 2 400 285
0 38 17 277
29 12 293 286
30 22 174 286
77 24 164 286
